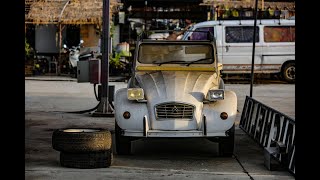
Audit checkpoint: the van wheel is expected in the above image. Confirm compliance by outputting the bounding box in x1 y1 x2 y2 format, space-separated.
218 124 235 157
115 120 132 155
281 62 295 83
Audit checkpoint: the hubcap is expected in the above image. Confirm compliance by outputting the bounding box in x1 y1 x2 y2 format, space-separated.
286 66 295 80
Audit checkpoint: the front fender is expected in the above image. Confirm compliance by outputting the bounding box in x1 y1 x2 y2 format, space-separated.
114 88 148 131
202 90 237 134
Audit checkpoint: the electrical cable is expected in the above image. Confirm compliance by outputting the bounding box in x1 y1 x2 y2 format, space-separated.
63 83 115 114
52 84 100 114
64 83 101 114
50 83 115 114
94 83 100 101
65 101 101 114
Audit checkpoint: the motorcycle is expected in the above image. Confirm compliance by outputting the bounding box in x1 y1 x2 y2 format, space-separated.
63 40 94 77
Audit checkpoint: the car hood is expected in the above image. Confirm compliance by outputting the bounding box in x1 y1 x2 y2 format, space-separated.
135 71 219 130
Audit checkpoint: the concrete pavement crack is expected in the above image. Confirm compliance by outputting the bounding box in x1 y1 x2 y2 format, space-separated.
233 154 254 180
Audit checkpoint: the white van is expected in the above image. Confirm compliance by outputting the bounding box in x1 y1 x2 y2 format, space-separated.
181 19 295 83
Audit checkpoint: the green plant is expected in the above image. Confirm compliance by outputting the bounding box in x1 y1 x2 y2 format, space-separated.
109 52 122 69
25 37 30 57
110 22 115 38
25 37 35 62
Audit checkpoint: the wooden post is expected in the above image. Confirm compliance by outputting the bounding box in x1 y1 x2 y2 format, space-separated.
57 0 70 76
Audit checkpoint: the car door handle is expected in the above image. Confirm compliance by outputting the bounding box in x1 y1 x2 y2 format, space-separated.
225 45 230 52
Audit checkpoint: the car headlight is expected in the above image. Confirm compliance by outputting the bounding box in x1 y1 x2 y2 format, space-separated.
127 88 145 100
207 89 224 101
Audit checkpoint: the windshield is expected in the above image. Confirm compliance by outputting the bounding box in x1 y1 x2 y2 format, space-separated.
138 44 214 64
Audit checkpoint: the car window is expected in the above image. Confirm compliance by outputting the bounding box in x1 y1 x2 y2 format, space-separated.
190 27 214 40
138 44 214 64
225 26 259 43
264 26 295 42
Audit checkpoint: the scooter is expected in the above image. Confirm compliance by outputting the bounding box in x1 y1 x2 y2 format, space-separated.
63 40 94 77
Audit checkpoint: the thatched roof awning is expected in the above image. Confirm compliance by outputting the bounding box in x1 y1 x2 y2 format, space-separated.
25 0 122 25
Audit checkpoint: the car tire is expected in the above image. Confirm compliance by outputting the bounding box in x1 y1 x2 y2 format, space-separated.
115 120 132 155
218 124 235 157
60 150 113 169
52 128 112 153
281 62 295 83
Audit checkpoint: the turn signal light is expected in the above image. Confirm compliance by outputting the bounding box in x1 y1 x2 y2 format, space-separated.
123 111 131 119
220 112 228 120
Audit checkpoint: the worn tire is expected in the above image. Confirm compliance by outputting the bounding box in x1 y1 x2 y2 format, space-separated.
218 124 235 157
60 150 113 169
52 128 112 153
115 120 132 155
281 62 295 83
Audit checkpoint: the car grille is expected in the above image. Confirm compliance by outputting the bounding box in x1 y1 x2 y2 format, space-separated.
155 102 194 119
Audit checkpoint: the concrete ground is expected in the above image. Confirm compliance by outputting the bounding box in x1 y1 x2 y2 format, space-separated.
25 76 295 180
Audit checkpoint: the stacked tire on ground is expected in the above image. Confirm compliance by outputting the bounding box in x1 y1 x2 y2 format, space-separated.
52 128 113 168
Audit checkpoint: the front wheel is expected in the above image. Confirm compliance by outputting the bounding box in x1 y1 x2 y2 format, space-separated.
115 120 132 155
218 124 235 157
281 62 295 83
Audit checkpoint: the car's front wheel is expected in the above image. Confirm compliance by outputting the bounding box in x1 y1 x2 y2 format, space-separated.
218 124 235 157
115 120 132 155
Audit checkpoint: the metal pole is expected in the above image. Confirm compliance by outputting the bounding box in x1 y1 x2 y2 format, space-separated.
144 0 147 31
250 0 259 97
93 0 114 117
101 0 109 101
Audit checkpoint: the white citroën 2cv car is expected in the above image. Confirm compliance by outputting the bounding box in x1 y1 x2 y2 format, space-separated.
114 31 237 157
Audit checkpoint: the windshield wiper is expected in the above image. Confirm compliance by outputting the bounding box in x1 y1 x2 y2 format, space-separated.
186 58 213 66
153 60 188 66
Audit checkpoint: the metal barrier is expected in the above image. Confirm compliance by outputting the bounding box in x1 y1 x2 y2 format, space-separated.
239 96 295 175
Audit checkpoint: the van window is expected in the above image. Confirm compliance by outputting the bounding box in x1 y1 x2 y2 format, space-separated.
264 26 295 42
225 26 259 43
190 27 214 40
